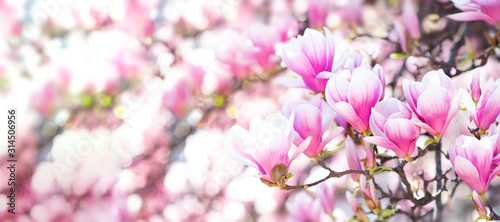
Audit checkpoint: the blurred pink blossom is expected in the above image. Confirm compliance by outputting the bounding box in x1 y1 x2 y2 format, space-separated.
316 183 335 215
449 0 500 25
307 0 329 29
402 0 421 40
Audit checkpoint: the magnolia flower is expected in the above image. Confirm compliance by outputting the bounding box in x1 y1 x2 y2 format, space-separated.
287 192 322 222
449 0 500 25
282 96 344 158
224 113 311 186
403 69 461 137
307 0 329 29
316 183 335 215
364 98 420 159
449 136 500 194
325 66 384 133
281 28 346 93
402 0 421 40
247 16 298 72
465 76 500 131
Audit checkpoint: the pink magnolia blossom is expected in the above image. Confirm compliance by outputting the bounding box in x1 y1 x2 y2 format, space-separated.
287 192 322 222
394 20 409 53
403 69 461 137
465 77 500 131
307 0 329 29
449 0 500 25
325 66 384 133
215 30 258 79
364 98 420 159
346 137 362 181
282 96 344 158
316 183 335 215
402 0 421 40
449 136 500 194
281 28 345 93
224 113 311 184
247 16 298 72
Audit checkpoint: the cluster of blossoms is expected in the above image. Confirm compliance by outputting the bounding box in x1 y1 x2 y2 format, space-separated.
2 0 500 221
225 0 500 219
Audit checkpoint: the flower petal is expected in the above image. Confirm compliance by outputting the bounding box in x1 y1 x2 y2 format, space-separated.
301 28 328 73
325 75 350 104
332 102 368 133
416 85 452 135
454 156 483 193
281 40 317 91
363 136 405 158
384 119 418 157
290 136 312 164
448 11 497 25
477 87 500 130
224 126 265 173
347 68 382 127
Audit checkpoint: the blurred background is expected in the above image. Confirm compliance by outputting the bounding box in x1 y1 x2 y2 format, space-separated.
0 0 499 221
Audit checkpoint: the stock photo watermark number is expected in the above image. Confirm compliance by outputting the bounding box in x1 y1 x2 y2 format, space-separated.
6 109 16 214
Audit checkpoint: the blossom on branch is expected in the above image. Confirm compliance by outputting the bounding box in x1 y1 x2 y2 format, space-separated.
224 113 311 186
325 66 384 134
364 98 420 159
449 0 500 25
403 69 461 137
449 136 500 194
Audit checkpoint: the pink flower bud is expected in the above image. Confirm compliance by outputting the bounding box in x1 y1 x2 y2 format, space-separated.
402 0 420 40
307 0 329 29
364 98 420 159
316 183 335 215
467 77 500 131
346 137 362 181
403 69 461 136
472 191 488 218
360 176 380 210
471 71 481 103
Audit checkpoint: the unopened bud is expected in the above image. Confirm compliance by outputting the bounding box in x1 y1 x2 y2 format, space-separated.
472 191 488 218
471 72 481 103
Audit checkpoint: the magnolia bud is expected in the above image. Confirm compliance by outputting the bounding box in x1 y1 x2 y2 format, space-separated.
471 72 481 103
472 191 488 218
